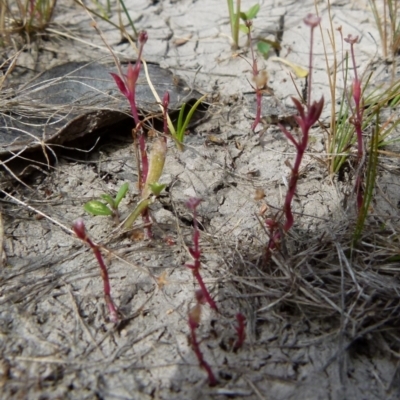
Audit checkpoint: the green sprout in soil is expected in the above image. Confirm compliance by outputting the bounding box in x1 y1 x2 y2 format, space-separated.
73 219 119 323
84 182 129 223
168 96 206 150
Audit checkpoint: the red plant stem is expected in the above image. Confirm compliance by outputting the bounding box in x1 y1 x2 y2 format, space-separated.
346 37 363 210
283 152 301 232
233 313 246 351
192 269 218 311
128 96 140 127
186 198 217 311
349 42 363 159
188 312 218 386
266 15 323 254
162 92 170 140
73 220 119 323
307 27 314 107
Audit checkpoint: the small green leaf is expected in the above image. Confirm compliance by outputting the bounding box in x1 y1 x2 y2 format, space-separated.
176 103 186 142
149 183 167 196
84 200 113 216
239 24 249 34
101 194 115 208
257 41 271 57
245 4 260 20
239 12 248 21
115 183 129 207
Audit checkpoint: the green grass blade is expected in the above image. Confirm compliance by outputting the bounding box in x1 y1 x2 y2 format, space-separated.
353 110 379 244
119 0 138 37
177 95 207 144
176 103 186 142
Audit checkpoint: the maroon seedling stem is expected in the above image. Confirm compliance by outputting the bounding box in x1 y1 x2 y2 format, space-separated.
188 302 218 386
233 312 246 351
73 219 119 323
186 198 218 311
267 14 324 253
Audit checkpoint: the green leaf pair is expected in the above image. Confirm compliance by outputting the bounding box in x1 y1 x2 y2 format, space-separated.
84 183 129 217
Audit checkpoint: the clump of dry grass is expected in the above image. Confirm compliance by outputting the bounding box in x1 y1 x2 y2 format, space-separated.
0 0 56 47
221 209 400 354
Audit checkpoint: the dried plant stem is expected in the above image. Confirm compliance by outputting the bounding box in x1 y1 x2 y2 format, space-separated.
246 20 263 132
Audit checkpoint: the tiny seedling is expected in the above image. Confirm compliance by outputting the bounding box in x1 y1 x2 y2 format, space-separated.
84 182 129 222
168 96 206 149
145 88 206 151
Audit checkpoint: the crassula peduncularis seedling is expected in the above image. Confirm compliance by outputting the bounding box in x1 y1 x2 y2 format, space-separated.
84 182 129 223
266 14 324 254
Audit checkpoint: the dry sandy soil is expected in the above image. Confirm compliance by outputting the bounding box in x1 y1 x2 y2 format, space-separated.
1 0 400 399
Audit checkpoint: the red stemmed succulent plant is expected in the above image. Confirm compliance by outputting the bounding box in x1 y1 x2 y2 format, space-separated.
267 14 324 253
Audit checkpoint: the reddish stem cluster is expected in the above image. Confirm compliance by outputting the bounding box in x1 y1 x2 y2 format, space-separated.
73 219 119 323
